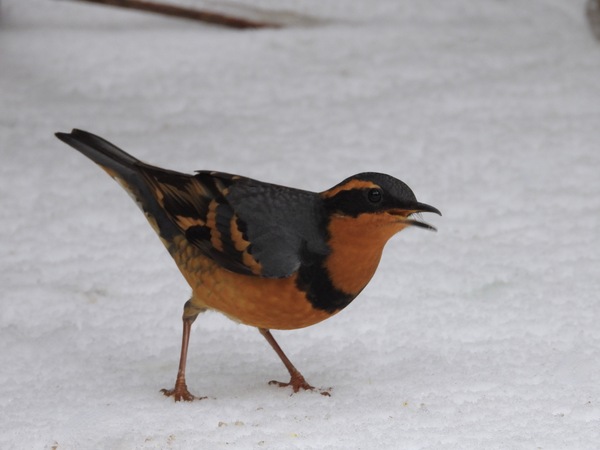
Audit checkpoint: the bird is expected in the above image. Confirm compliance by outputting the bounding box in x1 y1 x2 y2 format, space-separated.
55 129 441 401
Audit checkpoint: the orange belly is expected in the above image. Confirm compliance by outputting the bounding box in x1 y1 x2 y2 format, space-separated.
169 236 334 330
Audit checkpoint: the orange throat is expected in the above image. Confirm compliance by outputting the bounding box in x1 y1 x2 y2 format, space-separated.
325 213 408 296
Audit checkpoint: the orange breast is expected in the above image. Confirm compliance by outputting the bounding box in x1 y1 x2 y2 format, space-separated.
169 236 333 330
325 214 408 296
165 212 407 330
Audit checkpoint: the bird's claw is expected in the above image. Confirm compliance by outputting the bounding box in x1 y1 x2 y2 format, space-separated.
268 374 331 396
161 385 206 402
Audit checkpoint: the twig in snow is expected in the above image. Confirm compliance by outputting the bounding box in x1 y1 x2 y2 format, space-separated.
68 0 282 29
587 0 600 41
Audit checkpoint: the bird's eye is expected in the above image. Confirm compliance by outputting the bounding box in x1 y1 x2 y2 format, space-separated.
367 188 383 203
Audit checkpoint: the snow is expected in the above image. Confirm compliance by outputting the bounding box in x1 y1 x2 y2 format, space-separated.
1 0 600 448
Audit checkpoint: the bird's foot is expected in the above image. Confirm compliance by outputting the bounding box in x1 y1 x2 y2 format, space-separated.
268 372 331 396
161 382 206 402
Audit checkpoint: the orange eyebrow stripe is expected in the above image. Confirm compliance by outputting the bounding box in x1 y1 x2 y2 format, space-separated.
321 180 379 199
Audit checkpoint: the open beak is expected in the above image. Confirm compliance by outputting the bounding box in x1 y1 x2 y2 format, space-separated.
389 202 441 232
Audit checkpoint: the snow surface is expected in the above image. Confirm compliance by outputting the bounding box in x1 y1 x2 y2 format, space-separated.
1 0 600 448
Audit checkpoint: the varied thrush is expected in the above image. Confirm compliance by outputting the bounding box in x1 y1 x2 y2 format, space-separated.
55 129 441 400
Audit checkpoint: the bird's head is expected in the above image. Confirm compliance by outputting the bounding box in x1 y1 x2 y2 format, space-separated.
317 172 440 299
321 172 441 232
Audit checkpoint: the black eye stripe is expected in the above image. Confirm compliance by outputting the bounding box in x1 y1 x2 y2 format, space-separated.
367 188 382 203
323 186 386 217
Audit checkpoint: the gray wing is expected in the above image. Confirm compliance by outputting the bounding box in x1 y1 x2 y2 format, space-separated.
226 178 330 278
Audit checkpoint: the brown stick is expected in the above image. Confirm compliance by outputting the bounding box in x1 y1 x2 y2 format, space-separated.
70 0 281 29
588 0 600 41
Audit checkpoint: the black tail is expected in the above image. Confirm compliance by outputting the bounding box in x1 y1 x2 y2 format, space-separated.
55 129 181 242
55 129 143 184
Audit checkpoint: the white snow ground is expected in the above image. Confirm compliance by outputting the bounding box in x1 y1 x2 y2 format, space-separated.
1 0 600 448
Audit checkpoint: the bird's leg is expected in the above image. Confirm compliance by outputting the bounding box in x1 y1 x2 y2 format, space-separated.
258 328 331 396
161 302 206 401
